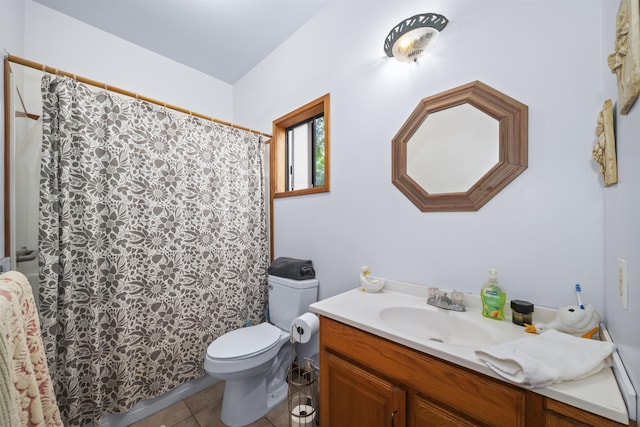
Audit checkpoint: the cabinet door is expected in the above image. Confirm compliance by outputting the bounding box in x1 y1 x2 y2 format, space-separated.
412 394 480 427
324 352 405 427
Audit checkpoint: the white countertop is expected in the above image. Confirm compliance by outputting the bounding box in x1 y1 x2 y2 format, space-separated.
309 280 630 424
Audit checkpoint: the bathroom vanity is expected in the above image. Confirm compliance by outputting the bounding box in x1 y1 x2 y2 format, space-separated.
310 282 635 427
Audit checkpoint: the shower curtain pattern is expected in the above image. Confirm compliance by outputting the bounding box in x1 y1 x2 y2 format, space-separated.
38 75 269 427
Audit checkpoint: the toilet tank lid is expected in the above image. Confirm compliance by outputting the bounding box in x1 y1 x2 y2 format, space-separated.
268 275 318 289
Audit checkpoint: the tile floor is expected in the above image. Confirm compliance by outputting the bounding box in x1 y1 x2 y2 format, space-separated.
128 382 290 427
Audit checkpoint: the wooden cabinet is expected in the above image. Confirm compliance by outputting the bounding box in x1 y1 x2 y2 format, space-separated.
324 352 405 427
319 316 531 427
319 316 634 427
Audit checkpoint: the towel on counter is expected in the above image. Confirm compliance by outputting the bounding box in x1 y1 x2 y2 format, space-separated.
475 329 614 389
268 257 315 280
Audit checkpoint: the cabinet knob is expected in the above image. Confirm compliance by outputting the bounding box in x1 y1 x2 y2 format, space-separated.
390 409 398 427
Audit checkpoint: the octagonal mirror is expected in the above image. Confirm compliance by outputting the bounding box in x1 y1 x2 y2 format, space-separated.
392 80 528 212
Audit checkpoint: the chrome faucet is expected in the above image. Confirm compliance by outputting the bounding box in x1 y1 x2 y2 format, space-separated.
427 287 466 312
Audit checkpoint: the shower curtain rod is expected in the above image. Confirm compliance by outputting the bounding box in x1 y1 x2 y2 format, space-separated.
5 53 272 139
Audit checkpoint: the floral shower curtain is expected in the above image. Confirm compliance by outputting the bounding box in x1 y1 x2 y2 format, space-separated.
38 75 269 427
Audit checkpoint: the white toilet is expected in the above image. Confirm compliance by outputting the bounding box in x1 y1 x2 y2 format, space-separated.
204 275 319 427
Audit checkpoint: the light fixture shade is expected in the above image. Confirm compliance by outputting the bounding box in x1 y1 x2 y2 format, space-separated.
384 13 449 62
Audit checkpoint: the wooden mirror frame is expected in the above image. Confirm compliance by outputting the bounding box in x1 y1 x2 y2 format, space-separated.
392 81 528 212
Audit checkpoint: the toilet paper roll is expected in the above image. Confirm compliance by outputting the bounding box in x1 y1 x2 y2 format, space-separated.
291 404 316 427
291 312 319 343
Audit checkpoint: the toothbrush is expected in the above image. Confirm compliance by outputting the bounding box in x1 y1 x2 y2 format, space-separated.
575 283 585 309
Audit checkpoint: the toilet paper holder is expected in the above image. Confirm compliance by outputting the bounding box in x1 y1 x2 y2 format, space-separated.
290 312 319 344
288 324 319 426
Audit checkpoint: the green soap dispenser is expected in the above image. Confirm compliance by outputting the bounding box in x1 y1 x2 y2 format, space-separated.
481 268 506 320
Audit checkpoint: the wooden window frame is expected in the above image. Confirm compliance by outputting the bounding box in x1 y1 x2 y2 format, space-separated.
271 93 330 198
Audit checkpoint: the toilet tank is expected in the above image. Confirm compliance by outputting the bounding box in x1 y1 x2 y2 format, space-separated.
268 275 319 331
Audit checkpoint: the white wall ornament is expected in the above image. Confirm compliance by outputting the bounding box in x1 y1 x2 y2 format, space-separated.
592 99 618 187
608 0 640 115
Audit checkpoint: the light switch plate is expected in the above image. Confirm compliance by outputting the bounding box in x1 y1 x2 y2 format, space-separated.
618 257 628 310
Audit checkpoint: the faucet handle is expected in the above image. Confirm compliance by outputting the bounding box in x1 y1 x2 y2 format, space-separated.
450 291 464 306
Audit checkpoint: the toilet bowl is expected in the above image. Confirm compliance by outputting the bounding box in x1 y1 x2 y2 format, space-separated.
205 323 292 427
204 275 319 427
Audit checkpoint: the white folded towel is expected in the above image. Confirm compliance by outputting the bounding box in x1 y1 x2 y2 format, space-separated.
475 329 614 388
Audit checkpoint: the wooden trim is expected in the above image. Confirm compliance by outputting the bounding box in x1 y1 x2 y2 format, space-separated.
271 123 287 196
5 54 271 138
4 58 11 256
273 186 328 198
268 137 275 261
275 101 324 129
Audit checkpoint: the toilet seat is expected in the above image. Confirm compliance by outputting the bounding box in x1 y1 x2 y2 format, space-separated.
207 322 282 360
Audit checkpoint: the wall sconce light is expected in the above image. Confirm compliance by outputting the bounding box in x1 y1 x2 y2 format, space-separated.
384 13 449 62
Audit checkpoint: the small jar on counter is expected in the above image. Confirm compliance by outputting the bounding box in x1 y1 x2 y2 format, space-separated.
510 300 534 326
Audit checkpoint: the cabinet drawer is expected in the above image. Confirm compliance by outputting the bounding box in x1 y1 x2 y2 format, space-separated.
412 393 480 427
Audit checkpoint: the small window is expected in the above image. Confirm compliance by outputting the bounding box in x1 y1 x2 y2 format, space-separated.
286 115 325 191
271 94 330 198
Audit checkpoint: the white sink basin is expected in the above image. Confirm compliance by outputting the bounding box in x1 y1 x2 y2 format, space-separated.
378 306 498 347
